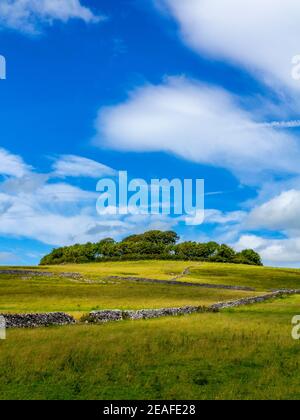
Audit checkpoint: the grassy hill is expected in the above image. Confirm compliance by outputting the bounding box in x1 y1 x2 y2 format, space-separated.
0 261 300 399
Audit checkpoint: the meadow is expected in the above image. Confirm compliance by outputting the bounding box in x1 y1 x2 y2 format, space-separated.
0 261 300 400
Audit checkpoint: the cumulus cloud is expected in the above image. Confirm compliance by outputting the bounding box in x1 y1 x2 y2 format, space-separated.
234 234 300 266
0 0 102 33
0 185 180 246
157 0 300 91
247 190 300 233
95 77 300 183
227 190 300 265
0 148 32 178
52 155 116 179
0 148 181 246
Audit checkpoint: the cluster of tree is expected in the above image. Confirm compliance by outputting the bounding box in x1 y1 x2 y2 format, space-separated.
40 230 263 266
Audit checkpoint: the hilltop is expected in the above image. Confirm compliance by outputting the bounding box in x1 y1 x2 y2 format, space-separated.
40 230 262 266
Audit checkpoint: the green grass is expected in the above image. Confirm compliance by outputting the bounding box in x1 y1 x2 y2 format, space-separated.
1 295 300 400
0 274 258 317
40 260 193 280
183 263 300 291
34 260 300 291
1 261 300 400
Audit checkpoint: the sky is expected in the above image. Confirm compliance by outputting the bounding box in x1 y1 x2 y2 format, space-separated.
1 0 300 266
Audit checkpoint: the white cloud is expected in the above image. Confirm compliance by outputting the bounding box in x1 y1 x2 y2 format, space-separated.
0 0 102 34
205 209 246 225
247 190 300 233
157 0 300 91
234 234 300 265
0 148 32 178
0 148 181 246
96 77 300 183
229 190 300 264
52 155 116 179
0 186 180 246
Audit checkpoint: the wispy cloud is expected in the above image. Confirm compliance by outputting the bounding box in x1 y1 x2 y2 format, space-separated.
95 76 300 184
0 0 103 34
0 148 32 178
0 148 181 246
156 0 300 92
52 155 116 179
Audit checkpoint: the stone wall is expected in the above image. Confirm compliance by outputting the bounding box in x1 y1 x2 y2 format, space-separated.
0 270 82 280
106 276 255 292
1 312 76 328
209 289 300 311
87 310 123 323
85 290 300 323
123 306 205 320
3 290 300 329
85 306 207 323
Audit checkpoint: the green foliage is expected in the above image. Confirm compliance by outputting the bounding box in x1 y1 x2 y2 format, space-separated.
40 230 263 266
235 249 263 266
122 230 179 245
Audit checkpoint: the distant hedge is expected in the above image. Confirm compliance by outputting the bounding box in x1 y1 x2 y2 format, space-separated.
40 230 263 266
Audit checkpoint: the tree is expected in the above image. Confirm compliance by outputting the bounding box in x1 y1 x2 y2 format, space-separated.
237 249 262 266
214 244 236 262
122 230 179 246
174 242 199 259
199 242 220 259
39 230 263 266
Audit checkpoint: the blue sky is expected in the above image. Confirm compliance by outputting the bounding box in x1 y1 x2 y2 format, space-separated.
1 0 300 266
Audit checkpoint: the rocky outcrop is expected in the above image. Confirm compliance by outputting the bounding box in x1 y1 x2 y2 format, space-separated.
106 276 255 292
1 312 76 328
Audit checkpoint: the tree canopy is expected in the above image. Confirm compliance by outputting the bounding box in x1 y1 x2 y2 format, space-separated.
40 230 263 266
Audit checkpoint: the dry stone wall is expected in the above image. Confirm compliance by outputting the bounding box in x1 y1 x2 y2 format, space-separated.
209 289 300 311
1 312 76 328
106 276 255 292
85 306 208 323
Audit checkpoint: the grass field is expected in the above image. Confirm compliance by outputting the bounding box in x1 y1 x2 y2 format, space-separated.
0 274 258 317
1 261 300 400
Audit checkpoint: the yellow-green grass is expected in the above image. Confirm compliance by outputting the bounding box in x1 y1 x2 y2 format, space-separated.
1 295 300 400
0 274 258 317
1 261 299 317
180 263 300 291
40 260 194 280
30 261 300 292
1 261 300 400
5 261 300 287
